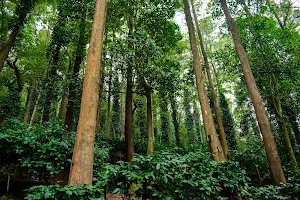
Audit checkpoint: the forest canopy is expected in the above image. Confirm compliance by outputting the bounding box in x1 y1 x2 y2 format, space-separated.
0 0 299 199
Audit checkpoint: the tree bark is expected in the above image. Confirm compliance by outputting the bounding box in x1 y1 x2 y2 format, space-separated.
191 0 229 159
170 95 181 146
220 0 286 185
68 0 107 186
125 15 135 163
121 76 126 138
183 0 226 162
24 80 36 124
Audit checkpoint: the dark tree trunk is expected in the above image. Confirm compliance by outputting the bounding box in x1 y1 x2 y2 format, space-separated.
125 15 135 163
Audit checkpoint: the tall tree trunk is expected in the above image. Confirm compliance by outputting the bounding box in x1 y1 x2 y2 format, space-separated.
68 0 107 186
271 78 298 168
220 0 286 185
105 69 112 138
65 12 88 131
125 15 135 163
121 76 126 138
191 0 229 159
146 91 154 156
170 95 181 146
24 80 36 124
182 0 226 162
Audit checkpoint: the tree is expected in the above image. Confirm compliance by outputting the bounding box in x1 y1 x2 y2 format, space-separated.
68 0 107 186
219 93 237 150
220 0 286 185
182 0 226 162
0 0 37 72
191 0 229 160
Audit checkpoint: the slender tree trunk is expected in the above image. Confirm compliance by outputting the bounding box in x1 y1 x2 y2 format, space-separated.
121 76 126 138
105 69 112 138
7 59 23 92
125 15 135 163
24 80 36 124
271 78 298 168
183 0 226 162
170 95 181 146
191 0 229 159
220 0 286 185
146 91 154 156
68 0 107 186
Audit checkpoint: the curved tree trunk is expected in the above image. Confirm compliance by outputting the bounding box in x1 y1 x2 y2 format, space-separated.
220 0 286 185
183 0 226 162
68 0 107 186
191 0 229 159
24 80 36 124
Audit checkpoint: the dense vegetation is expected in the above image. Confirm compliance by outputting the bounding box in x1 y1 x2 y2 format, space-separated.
0 0 299 199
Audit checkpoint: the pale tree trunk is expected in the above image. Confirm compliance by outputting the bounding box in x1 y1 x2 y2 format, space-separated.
105 69 112 138
125 15 135 163
68 0 107 186
182 0 226 162
271 77 298 168
24 80 36 124
191 0 229 159
30 91 41 126
220 0 286 185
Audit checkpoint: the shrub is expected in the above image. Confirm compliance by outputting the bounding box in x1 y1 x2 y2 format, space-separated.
25 184 104 200
96 149 249 199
